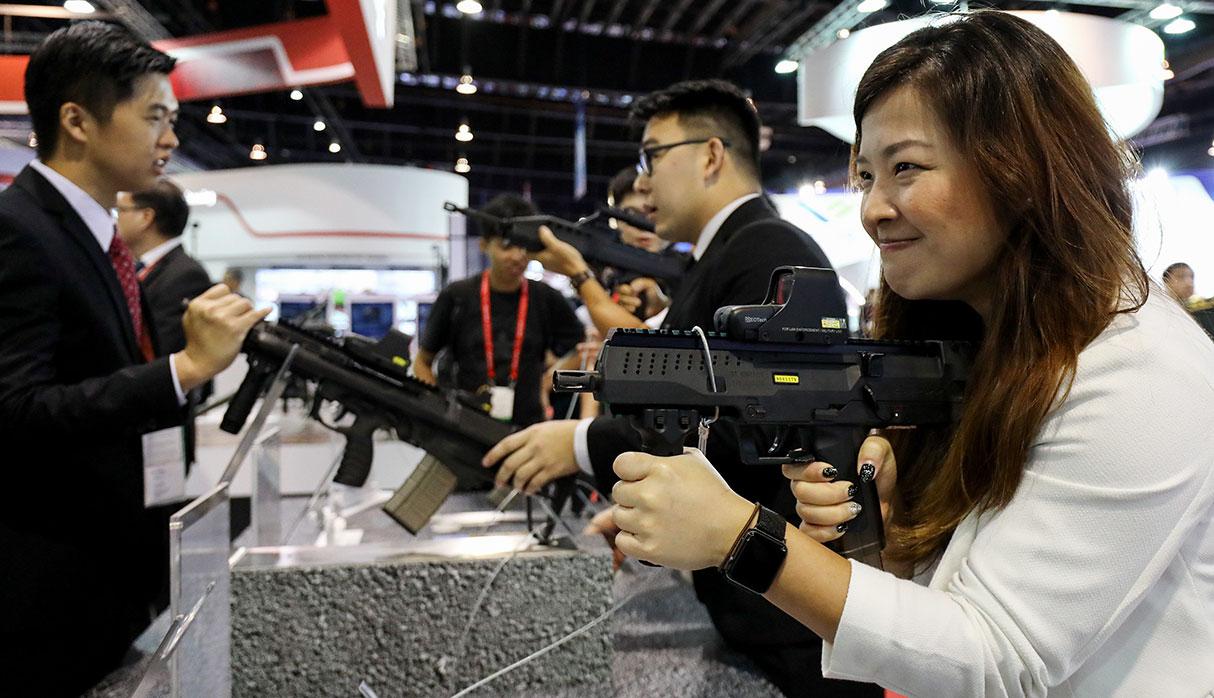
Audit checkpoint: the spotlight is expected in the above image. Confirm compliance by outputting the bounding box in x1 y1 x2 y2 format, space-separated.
857 0 887 13
290 89 303 101
774 59 798 74
455 0 483 14
456 73 478 95
455 157 471 173
206 105 227 124
455 123 474 142
249 144 267 161
1150 3 1183 20
1163 17 1195 33
836 28 851 39
329 142 342 154
313 120 326 132
63 0 95 13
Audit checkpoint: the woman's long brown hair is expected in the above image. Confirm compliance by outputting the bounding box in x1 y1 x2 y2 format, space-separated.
852 12 1149 567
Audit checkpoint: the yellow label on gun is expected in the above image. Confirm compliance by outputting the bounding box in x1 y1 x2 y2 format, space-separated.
773 373 800 385
821 317 845 329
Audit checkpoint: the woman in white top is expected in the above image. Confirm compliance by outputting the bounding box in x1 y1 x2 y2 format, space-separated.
607 11 1214 697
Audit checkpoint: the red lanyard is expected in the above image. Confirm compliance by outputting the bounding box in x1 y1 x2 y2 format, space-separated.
480 270 529 387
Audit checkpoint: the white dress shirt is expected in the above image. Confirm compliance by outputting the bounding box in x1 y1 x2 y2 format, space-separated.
28 160 186 404
572 192 762 474
139 236 183 269
823 289 1214 697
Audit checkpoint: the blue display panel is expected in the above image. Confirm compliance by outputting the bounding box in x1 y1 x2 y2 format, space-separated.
350 300 395 339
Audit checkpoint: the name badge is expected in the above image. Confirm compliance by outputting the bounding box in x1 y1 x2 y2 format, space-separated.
488 385 515 421
142 427 186 507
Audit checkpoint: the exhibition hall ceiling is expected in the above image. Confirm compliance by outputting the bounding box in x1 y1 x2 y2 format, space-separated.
2 0 1213 215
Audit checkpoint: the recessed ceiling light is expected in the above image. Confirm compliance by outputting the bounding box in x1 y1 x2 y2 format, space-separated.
1150 3 1183 20
1163 17 1195 33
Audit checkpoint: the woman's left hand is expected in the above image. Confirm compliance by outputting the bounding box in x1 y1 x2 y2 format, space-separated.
611 448 754 570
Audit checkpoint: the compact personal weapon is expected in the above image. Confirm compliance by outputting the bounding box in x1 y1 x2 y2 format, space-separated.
554 266 971 567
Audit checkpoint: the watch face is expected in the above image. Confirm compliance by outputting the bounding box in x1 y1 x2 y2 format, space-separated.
726 530 788 594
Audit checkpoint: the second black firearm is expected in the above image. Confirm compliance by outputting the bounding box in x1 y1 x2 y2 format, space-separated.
443 201 685 284
554 266 971 569
220 321 576 535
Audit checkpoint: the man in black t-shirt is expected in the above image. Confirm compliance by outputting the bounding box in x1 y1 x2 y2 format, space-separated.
414 194 584 427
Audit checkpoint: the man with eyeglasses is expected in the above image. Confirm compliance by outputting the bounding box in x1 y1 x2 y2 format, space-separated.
483 80 877 698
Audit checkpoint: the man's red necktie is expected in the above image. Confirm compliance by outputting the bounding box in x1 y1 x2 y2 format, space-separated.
108 232 154 361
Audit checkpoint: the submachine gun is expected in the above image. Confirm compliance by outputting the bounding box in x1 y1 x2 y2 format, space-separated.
443 201 685 285
220 321 576 537
554 266 972 568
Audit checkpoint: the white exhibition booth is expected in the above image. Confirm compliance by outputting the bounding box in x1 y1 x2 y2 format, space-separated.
169 163 469 500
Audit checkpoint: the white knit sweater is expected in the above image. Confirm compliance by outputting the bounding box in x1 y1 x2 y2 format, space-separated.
822 289 1214 697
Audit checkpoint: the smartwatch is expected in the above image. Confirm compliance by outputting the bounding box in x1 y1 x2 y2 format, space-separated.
720 505 788 594
569 268 595 291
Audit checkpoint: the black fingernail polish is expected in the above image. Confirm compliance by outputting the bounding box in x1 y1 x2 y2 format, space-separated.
822 465 838 479
860 463 876 482
847 484 857 498
836 522 849 533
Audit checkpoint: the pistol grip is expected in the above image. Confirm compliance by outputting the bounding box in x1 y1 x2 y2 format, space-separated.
333 421 376 487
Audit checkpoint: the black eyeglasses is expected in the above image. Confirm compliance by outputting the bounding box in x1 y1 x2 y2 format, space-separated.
636 137 732 176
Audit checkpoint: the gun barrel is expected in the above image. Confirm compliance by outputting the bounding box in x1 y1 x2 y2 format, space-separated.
553 370 600 393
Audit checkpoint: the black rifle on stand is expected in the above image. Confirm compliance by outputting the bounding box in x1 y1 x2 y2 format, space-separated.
220 321 576 540
554 266 972 568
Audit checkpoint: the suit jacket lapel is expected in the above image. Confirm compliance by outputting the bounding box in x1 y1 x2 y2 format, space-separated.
142 244 179 289
14 167 141 360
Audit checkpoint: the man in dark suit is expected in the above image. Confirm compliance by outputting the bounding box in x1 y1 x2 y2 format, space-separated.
117 178 215 612
0 22 268 695
117 179 212 354
483 80 879 698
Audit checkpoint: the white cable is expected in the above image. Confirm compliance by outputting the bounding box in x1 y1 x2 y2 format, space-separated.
447 571 665 698
691 325 721 426
440 525 544 692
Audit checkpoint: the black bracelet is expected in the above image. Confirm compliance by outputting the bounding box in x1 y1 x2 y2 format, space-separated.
570 269 594 290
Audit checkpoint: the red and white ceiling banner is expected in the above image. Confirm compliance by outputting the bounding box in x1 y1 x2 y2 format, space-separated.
0 0 396 115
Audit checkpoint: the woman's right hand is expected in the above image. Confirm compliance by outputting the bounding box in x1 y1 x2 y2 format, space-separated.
781 435 898 542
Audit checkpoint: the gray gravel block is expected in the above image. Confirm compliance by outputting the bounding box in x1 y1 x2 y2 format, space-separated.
230 549 615 697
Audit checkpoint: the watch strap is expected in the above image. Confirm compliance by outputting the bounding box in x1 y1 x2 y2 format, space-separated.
755 504 786 542
570 269 595 290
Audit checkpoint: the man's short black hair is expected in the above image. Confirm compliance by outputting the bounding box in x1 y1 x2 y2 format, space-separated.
131 179 190 239
629 79 762 180
25 21 176 159
479 193 538 239
1163 262 1192 280
608 167 638 206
